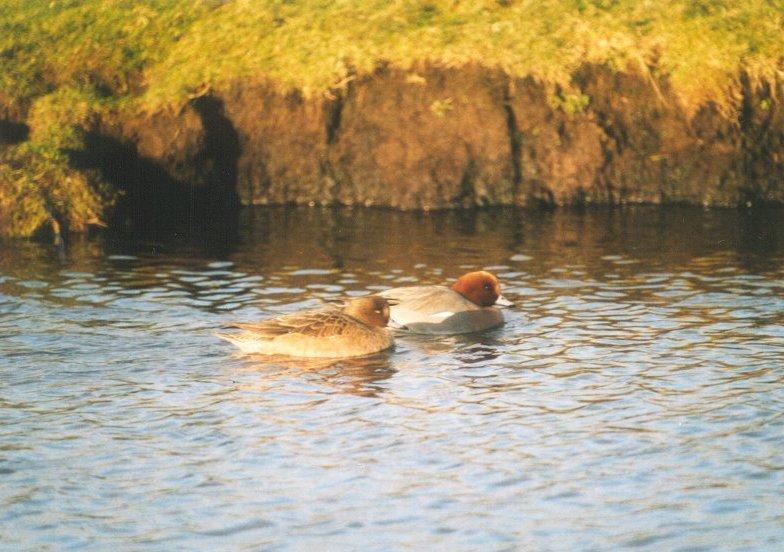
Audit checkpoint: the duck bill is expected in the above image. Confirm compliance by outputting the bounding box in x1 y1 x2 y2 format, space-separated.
495 295 513 307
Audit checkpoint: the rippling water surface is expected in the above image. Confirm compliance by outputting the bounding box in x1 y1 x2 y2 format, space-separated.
2 207 784 550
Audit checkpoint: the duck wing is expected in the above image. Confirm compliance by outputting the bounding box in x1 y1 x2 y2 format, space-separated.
230 307 364 339
379 286 477 316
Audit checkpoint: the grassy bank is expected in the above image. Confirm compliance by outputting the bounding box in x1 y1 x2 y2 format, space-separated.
2 0 783 236
4 0 782 110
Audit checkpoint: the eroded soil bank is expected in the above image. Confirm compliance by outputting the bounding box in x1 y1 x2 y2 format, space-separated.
3 62 784 236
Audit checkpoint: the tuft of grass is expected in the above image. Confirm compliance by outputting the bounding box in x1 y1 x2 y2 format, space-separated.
0 143 110 238
430 97 454 117
551 90 591 114
0 83 113 238
27 86 108 150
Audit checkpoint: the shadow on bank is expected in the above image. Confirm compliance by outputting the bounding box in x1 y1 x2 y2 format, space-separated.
70 95 241 246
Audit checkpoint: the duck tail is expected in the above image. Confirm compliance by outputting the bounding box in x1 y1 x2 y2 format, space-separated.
214 331 242 346
214 331 263 353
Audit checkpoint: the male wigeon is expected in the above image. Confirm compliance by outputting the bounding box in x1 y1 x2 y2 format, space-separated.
379 271 512 334
216 296 395 358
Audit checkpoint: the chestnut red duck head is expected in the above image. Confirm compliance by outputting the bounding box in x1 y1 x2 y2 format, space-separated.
451 271 513 307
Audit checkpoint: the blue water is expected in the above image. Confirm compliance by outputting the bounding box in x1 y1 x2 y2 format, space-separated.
1 207 783 550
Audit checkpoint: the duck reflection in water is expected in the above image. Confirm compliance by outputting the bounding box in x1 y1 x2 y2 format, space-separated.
397 328 506 365
236 353 396 398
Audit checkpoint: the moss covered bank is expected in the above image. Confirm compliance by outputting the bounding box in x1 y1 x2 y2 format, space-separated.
2 1 784 237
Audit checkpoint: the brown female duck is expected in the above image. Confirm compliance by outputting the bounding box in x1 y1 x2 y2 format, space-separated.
216 296 394 358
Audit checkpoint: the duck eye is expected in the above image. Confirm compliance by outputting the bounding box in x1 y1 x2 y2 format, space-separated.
484 283 492 290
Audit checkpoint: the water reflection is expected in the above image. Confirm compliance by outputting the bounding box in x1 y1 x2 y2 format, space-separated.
238 354 397 399
1 206 783 550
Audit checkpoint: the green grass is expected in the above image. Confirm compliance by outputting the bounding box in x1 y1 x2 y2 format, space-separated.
2 0 782 114
137 0 784 110
0 142 109 238
1 0 783 236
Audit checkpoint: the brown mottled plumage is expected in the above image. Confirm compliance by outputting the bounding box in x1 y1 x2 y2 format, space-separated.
216 296 394 358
